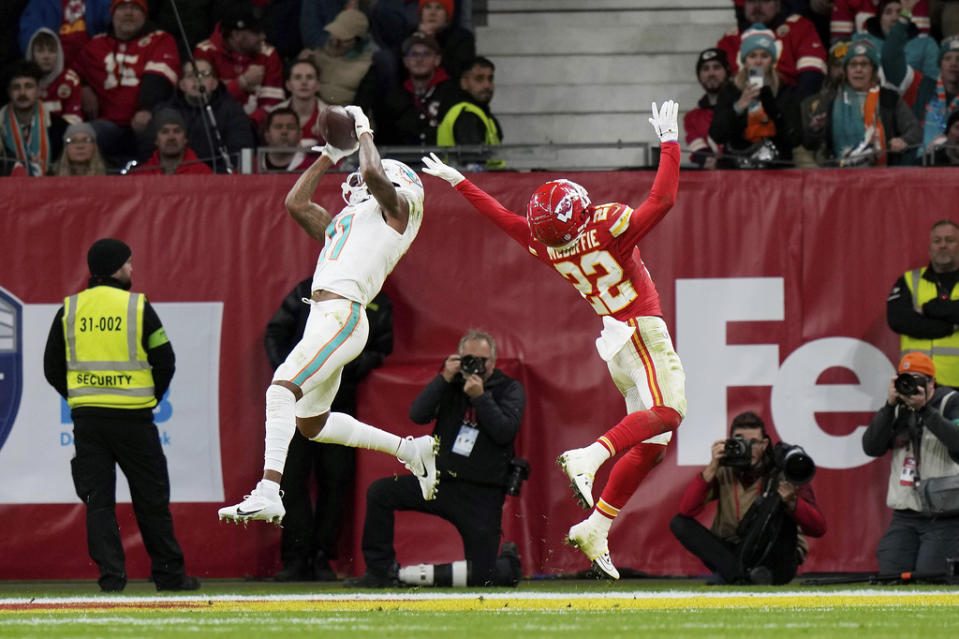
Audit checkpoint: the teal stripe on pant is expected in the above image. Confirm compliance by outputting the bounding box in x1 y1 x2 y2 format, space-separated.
292 302 361 387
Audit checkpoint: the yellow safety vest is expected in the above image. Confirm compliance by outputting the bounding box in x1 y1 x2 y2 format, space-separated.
437 102 501 146
901 267 959 387
436 102 505 169
63 287 157 409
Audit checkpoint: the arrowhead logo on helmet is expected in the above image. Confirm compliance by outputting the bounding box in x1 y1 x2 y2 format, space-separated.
527 179 591 248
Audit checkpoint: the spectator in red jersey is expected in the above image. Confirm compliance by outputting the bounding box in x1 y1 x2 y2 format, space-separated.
718 0 828 98
685 48 732 168
1 61 68 176
18 0 112 68
831 0 930 40
271 59 328 149
25 28 83 124
422 101 685 582
711 24 803 168
670 411 826 585
194 2 284 128
257 106 313 172
138 108 213 175
73 0 179 166
372 31 458 146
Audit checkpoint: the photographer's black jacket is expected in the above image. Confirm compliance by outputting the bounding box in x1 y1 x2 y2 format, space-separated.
863 387 959 460
863 386 959 512
409 369 525 488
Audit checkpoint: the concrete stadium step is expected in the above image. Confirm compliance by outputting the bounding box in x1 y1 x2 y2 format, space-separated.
478 24 729 55
493 83 699 115
485 53 702 86
499 112 674 146
486 0 732 11
485 8 733 27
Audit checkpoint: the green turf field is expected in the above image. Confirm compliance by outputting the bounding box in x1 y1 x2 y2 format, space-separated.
2 579 958 638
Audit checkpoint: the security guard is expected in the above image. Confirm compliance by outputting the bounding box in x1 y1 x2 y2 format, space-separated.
436 56 504 169
888 220 959 388
43 238 199 592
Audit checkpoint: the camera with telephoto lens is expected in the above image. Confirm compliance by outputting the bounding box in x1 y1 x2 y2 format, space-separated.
505 458 531 496
720 433 753 469
894 372 924 397
459 354 486 377
771 442 816 485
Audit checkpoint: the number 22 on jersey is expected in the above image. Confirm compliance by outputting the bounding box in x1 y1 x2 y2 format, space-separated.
554 250 638 315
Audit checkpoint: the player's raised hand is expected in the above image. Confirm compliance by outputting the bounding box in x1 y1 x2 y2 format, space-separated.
312 142 357 164
648 100 679 143
344 105 373 139
421 152 465 186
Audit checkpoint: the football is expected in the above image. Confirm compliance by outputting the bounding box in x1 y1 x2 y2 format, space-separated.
318 105 358 150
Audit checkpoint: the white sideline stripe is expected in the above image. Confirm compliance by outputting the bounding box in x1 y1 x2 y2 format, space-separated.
3 589 957 605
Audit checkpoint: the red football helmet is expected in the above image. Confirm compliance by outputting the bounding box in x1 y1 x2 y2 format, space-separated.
526 179 592 248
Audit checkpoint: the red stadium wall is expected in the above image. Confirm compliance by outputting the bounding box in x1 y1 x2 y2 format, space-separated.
0 168 949 580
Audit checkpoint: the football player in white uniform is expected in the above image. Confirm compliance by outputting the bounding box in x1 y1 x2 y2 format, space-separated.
219 106 438 525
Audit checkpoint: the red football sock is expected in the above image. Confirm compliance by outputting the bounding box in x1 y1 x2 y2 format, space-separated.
596 443 666 514
601 405 681 454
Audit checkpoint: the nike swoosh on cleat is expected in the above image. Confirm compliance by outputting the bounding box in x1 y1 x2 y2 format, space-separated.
235 508 263 517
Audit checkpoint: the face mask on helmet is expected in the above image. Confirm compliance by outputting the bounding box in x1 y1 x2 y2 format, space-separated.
342 171 371 206
526 179 591 248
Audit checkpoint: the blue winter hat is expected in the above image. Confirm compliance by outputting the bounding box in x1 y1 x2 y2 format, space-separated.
739 24 778 63
941 35 959 65
843 37 880 69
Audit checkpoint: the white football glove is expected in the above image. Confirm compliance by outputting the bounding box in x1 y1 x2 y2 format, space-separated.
421 152 465 186
312 142 358 164
648 100 679 144
344 105 373 139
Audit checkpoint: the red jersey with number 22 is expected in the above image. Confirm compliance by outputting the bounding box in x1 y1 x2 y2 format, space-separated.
453 142 680 321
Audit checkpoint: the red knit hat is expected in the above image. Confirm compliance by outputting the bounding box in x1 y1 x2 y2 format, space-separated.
111 0 148 15
419 0 455 18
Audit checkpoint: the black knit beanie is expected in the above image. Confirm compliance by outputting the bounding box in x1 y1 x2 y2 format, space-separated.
87 238 132 278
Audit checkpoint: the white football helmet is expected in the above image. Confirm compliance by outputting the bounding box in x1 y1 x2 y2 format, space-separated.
341 159 424 206
382 158 424 202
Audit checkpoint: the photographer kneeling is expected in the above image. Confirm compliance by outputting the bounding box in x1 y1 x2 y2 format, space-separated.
670 412 827 585
351 330 527 587
862 352 959 576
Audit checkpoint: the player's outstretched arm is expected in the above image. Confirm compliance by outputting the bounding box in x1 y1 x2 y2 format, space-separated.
621 100 681 242
285 151 339 241
347 106 410 233
421 153 531 246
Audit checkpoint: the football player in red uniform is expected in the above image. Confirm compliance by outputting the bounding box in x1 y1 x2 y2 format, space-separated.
421 100 686 579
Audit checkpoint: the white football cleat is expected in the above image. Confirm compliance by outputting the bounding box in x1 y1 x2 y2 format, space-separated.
566 517 620 580
400 435 440 500
558 447 597 509
218 481 285 525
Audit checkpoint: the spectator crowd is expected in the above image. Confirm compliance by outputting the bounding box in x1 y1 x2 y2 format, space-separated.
1 0 497 176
